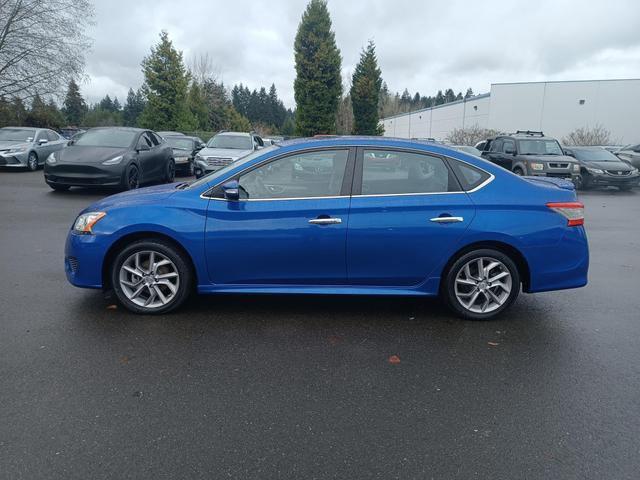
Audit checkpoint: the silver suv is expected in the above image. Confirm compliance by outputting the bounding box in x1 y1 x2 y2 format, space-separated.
194 131 263 178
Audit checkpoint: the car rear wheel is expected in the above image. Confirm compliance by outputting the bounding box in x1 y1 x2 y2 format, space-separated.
513 167 525 176
443 249 520 320
111 239 192 314
165 159 176 183
27 152 38 171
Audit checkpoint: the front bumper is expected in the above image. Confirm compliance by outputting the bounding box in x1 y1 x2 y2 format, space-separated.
65 231 106 289
585 172 639 187
45 163 123 187
0 152 28 167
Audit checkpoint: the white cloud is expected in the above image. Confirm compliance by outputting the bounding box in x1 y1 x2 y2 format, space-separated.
83 0 640 108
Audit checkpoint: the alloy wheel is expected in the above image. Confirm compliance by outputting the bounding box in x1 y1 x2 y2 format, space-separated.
454 257 512 314
118 250 180 309
28 153 38 171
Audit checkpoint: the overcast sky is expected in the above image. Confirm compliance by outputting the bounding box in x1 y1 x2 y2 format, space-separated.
82 0 640 108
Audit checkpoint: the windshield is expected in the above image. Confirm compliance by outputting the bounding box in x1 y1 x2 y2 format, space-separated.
518 139 563 155
74 129 137 148
572 148 622 162
187 145 279 189
166 137 194 150
0 128 36 142
207 134 252 150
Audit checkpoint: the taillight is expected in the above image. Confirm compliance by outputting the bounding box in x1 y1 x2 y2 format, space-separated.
546 202 584 226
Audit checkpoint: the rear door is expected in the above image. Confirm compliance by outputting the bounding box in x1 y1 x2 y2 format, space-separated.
346 148 475 287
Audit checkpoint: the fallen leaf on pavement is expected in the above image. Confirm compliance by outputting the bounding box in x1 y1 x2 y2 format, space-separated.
388 355 401 364
487 342 499 346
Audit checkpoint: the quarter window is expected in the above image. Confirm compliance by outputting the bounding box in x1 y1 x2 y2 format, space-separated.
449 160 491 191
237 149 349 199
360 149 459 195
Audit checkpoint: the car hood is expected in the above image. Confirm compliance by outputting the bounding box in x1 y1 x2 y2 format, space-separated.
197 147 252 159
83 182 180 212
582 160 635 171
59 145 129 164
521 154 577 163
0 141 31 151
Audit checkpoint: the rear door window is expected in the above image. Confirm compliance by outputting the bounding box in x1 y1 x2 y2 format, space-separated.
359 149 460 195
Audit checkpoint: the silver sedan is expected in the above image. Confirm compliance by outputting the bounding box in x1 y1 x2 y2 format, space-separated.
0 127 68 170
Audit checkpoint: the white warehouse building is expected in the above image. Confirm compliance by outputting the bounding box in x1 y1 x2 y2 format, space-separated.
381 79 640 144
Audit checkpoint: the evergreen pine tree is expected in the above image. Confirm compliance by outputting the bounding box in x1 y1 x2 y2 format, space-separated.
123 88 145 127
62 79 87 126
138 31 196 131
350 40 383 135
465 88 474 99
293 0 342 136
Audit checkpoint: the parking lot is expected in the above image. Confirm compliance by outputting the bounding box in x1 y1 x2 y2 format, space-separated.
1 171 639 479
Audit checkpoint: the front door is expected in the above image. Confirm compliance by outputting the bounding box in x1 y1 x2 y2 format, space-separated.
346 148 475 286
205 148 355 286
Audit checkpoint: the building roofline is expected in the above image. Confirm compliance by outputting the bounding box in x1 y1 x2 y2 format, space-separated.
381 92 490 122
491 78 640 87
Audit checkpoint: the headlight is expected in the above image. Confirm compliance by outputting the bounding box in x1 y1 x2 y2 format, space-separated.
587 167 604 174
572 164 580 172
73 212 106 234
631 168 639 174
102 155 123 165
46 152 57 164
530 162 544 171
5 148 26 154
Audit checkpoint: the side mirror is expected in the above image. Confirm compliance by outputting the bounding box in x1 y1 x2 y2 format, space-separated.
38 139 48 145
137 143 150 152
222 180 240 201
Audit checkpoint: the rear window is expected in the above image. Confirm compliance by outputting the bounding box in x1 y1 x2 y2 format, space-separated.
449 159 491 191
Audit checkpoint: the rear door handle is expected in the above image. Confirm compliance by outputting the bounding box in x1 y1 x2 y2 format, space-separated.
309 217 342 225
430 216 464 223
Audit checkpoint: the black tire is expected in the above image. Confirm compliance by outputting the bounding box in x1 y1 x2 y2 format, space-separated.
512 167 525 176
47 182 70 191
111 238 192 315
580 172 592 190
619 184 633 191
165 159 176 183
442 248 520 320
122 164 140 191
27 152 38 171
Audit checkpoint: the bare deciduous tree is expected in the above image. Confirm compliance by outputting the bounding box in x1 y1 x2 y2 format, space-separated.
0 0 94 100
188 53 220 85
561 124 614 146
446 125 500 146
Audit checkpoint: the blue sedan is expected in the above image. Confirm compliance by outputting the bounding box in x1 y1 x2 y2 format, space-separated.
65 137 589 320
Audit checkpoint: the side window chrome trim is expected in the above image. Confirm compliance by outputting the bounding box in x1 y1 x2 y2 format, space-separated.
199 146 496 200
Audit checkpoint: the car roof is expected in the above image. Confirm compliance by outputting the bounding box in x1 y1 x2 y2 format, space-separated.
88 126 146 132
278 135 444 149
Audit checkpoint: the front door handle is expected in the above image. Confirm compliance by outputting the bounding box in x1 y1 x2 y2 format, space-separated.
430 216 464 223
309 217 342 225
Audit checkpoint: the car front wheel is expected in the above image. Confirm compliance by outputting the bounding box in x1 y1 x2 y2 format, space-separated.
111 239 192 314
27 152 38 171
443 249 520 320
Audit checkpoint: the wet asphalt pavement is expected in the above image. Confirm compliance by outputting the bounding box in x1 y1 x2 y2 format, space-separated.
0 170 639 479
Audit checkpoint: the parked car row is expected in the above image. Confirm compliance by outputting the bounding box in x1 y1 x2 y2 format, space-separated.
474 130 639 191
0 126 275 192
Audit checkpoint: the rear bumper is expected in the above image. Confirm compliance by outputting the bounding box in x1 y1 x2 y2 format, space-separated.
524 226 589 293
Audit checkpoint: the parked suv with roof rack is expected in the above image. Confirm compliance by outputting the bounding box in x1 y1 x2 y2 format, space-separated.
479 131 579 183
